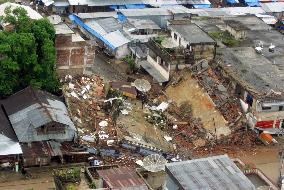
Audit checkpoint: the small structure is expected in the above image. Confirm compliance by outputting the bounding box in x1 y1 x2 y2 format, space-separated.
52 17 95 76
224 20 249 40
165 155 256 190
97 167 148 189
168 22 216 61
109 81 137 99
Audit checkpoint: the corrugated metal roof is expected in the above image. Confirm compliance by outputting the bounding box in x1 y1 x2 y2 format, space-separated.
119 8 172 16
2 87 76 143
85 19 108 35
0 134 22 156
169 23 215 44
128 18 161 30
97 167 148 189
68 0 145 6
54 23 74 35
104 30 130 48
0 105 17 141
77 12 118 19
260 2 284 13
95 17 122 33
166 155 256 190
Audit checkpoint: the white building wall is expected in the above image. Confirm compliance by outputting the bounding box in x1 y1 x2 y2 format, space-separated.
115 44 130 59
147 55 170 80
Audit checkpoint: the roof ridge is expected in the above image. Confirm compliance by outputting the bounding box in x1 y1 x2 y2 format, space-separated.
32 87 54 125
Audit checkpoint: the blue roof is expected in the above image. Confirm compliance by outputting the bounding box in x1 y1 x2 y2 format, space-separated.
193 4 211 8
227 0 238 4
69 14 116 50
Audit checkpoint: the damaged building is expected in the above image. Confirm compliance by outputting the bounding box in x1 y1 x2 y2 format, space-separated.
168 21 216 61
50 15 95 76
209 16 284 133
0 87 77 166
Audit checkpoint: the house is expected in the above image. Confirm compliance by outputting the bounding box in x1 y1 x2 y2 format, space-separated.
53 21 95 76
1 86 77 143
0 87 78 166
0 106 22 171
118 7 192 29
97 167 148 189
260 2 284 19
39 0 148 14
137 38 194 83
70 15 130 59
168 22 216 61
224 20 249 40
219 46 284 132
165 155 256 190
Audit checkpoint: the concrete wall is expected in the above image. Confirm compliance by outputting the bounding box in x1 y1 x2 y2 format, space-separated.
147 55 170 80
56 34 95 77
115 43 130 59
225 25 247 40
170 30 215 61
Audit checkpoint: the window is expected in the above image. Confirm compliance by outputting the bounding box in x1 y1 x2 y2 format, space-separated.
174 33 177 40
280 106 283 111
262 106 271 110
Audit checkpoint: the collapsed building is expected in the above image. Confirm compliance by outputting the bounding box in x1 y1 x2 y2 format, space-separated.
190 15 284 133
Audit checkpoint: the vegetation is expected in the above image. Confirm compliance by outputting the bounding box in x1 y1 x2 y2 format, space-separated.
0 0 14 3
89 181 97 189
209 31 239 47
53 168 81 183
153 36 165 45
122 55 136 73
0 7 59 97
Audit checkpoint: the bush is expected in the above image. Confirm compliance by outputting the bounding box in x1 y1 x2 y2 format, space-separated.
209 31 239 47
89 181 97 189
54 168 81 183
153 36 165 44
122 55 136 73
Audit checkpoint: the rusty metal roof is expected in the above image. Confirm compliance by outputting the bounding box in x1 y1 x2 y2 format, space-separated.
97 167 148 190
0 105 18 141
110 81 137 97
1 86 76 142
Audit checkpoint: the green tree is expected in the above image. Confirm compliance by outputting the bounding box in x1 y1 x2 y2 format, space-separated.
0 7 59 97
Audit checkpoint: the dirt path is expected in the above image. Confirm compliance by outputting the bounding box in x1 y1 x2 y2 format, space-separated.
166 72 230 138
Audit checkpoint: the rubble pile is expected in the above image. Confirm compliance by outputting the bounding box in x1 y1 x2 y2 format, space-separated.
62 75 117 146
195 68 242 123
161 102 208 151
102 152 143 167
